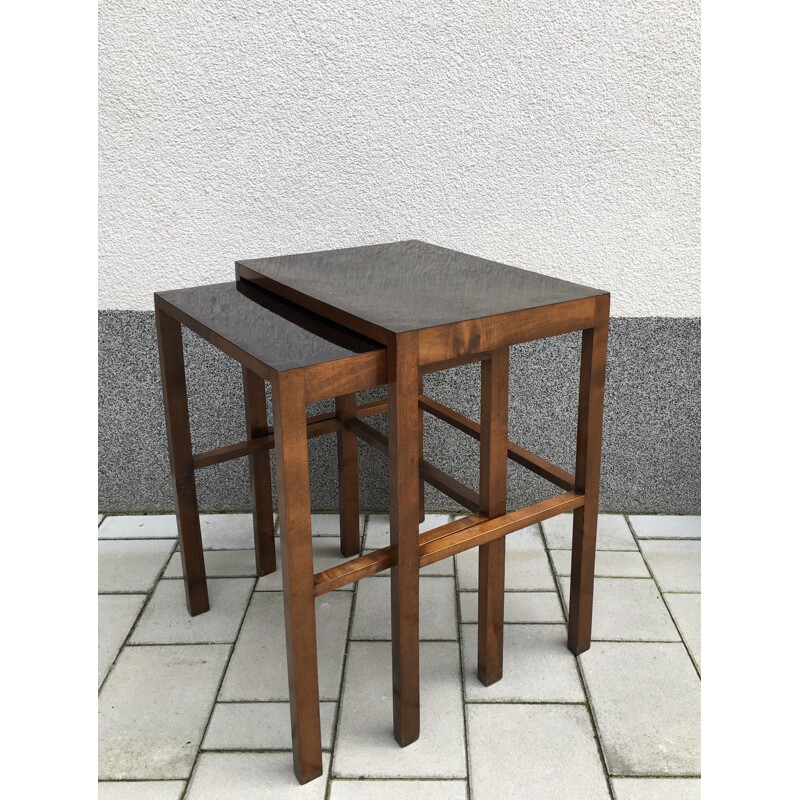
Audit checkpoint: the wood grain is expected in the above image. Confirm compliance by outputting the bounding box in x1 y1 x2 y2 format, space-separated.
302 350 387 404
313 514 485 596
419 492 585 566
416 299 597 366
243 366 277 576
155 307 209 616
388 331 420 747
336 393 361 557
272 370 323 784
568 294 610 655
192 412 340 470
478 348 509 686
418 374 426 523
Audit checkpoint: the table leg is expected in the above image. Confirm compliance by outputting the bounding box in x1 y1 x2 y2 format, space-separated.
568 294 610 655
388 332 421 746
273 371 323 784
477 348 509 685
418 374 426 523
243 367 277 576
336 393 361 557
155 307 208 616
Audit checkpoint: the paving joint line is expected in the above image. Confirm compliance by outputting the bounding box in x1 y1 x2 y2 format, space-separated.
213 698 337 705
98 536 180 542
459 620 565 627
198 746 335 754
610 774 702 780
323 512 364 799
180 557 260 800
451 513 475 800
98 538 179 694
634 536 700 541
541 521 616 799
99 779 188 785
464 699 589 706
623 514 701 680
348 637 460 643
458 588 560 593
330 776 468 783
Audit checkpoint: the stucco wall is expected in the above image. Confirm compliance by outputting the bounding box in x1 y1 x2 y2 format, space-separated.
99 0 699 317
98 1 700 514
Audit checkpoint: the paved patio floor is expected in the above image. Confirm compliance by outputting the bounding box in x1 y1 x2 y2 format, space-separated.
98 512 700 799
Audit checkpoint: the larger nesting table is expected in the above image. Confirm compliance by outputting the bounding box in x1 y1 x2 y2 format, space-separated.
236 240 610 767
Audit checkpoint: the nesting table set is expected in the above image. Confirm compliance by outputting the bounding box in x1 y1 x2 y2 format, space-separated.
155 240 609 784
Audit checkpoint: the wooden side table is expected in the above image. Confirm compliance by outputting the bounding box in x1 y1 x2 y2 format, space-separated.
236 240 610 748
155 281 389 783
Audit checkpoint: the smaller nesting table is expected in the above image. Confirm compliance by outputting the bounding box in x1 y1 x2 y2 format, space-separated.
155 281 387 781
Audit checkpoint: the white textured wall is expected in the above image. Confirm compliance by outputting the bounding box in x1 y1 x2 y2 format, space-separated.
99 0 699 316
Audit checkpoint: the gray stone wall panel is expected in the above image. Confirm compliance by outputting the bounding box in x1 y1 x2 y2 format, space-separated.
99 313 699 514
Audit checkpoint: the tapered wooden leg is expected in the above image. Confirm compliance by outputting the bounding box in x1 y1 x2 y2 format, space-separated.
336 394 361 557
243 367 276 576
273 371 323 784
388 332 421 746
155 306 209 616
418 375 426 523
568 294 610 655
477 349 509 686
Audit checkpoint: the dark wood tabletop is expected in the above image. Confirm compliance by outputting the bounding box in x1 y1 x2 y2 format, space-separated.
236 240 607 343
155 281 382 374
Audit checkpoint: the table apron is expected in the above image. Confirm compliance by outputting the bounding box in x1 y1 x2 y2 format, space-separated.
416 297 598 366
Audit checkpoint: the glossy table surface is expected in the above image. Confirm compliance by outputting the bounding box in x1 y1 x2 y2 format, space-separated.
156 281 383 372
237 240 606 335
